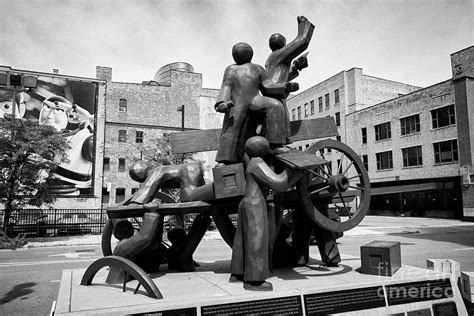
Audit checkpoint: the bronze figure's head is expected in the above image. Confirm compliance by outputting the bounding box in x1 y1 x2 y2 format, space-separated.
232 42 253 64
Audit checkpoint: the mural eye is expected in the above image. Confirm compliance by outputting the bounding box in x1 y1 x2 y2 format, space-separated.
2 103 11 111
43 104 50 110
54 108 64 113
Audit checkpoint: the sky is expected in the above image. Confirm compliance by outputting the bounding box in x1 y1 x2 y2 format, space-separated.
1 0 472 92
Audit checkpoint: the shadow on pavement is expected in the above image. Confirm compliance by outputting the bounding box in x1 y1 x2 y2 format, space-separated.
0 282 36 305
386 225 474 248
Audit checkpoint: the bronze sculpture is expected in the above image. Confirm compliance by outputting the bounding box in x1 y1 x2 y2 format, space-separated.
229 136 303 291
265 16 315 140
214 42 298 164
86 15 371 298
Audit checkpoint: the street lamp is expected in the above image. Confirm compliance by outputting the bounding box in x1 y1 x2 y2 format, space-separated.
177 104 185 131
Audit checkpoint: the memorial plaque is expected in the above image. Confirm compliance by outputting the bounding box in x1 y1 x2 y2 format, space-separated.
201 295 302 315
386 279 453 306
407 308 432 316
133 306 197 316
303 286 385 315
432 301 458 316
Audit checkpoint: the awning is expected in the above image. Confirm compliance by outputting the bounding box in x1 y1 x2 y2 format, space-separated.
371 182 439 195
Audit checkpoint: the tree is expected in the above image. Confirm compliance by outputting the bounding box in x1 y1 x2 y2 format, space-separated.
0 116 69 236
133 135 194 167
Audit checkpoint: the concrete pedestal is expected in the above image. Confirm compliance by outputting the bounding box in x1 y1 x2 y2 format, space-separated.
54 251 467 315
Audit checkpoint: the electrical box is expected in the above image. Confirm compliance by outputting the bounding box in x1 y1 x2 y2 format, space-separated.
360 240 401 276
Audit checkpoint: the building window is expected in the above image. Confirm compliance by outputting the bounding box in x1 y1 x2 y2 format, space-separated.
292 109 296 121
431 104 455 129
131 188 139 195
119 99 127 112
103 157 110 171
304 103 308 117
376 151 393 170
118 130 127 142
310 100 315 115
400 114 420 136
336 159 343 174
334 89 340 104
433 139 458 164
327 161 332 173
336 135 341 141
118 158 126 172
362 155 368 171
374 122 391 141
136 131 143 143
335 112 341 126
115 188 125 203
361 127 367 144
402 146 423 167
318 97 323 111
325 93 330 108
297 106 301 119
102 187 109 204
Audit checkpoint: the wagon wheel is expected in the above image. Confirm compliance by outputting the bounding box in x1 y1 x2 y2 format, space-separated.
298 139 371 233
101 191 177 256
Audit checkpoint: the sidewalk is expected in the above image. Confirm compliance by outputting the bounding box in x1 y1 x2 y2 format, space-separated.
22 215 474 248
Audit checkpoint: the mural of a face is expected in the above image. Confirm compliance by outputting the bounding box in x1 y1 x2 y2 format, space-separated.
39 96 71 131
0 92 26 118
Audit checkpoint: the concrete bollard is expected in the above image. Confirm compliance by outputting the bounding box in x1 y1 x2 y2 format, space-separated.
461 271 474 303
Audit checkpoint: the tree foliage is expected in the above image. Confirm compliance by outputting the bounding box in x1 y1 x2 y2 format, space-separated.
0 116 69 235
132 135 194 167
130 135 197 202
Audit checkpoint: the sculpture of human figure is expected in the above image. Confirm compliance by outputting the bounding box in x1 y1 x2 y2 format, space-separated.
229 136 304 291
106 212 166 283
265 15 315 139
101 159 216 275
215 42 299 165
127 160 214 205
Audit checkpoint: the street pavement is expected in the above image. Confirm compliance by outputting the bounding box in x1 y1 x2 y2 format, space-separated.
22 215 474 248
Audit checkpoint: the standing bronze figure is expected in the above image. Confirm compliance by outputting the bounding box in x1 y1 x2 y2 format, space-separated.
229 136 303 291
214 42 298 164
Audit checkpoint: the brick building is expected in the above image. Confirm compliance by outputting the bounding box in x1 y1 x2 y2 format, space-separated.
96 64 219 206
287 46 474 219
287 67 421 150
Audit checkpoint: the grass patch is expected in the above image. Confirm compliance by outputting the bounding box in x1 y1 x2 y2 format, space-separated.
0 235 28 250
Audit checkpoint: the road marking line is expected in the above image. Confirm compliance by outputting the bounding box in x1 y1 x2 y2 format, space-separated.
453 247 474 251
48 252 95 259
50 280 61 283
0 258 98 268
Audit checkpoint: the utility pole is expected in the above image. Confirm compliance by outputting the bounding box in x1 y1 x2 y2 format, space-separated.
11 89 17 119
177 104 185 131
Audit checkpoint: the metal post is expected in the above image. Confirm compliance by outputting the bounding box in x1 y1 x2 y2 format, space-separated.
12 89 17 119
177 105 185 131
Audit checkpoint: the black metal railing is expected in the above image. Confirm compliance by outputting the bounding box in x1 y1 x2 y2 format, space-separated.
0 208 106 237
